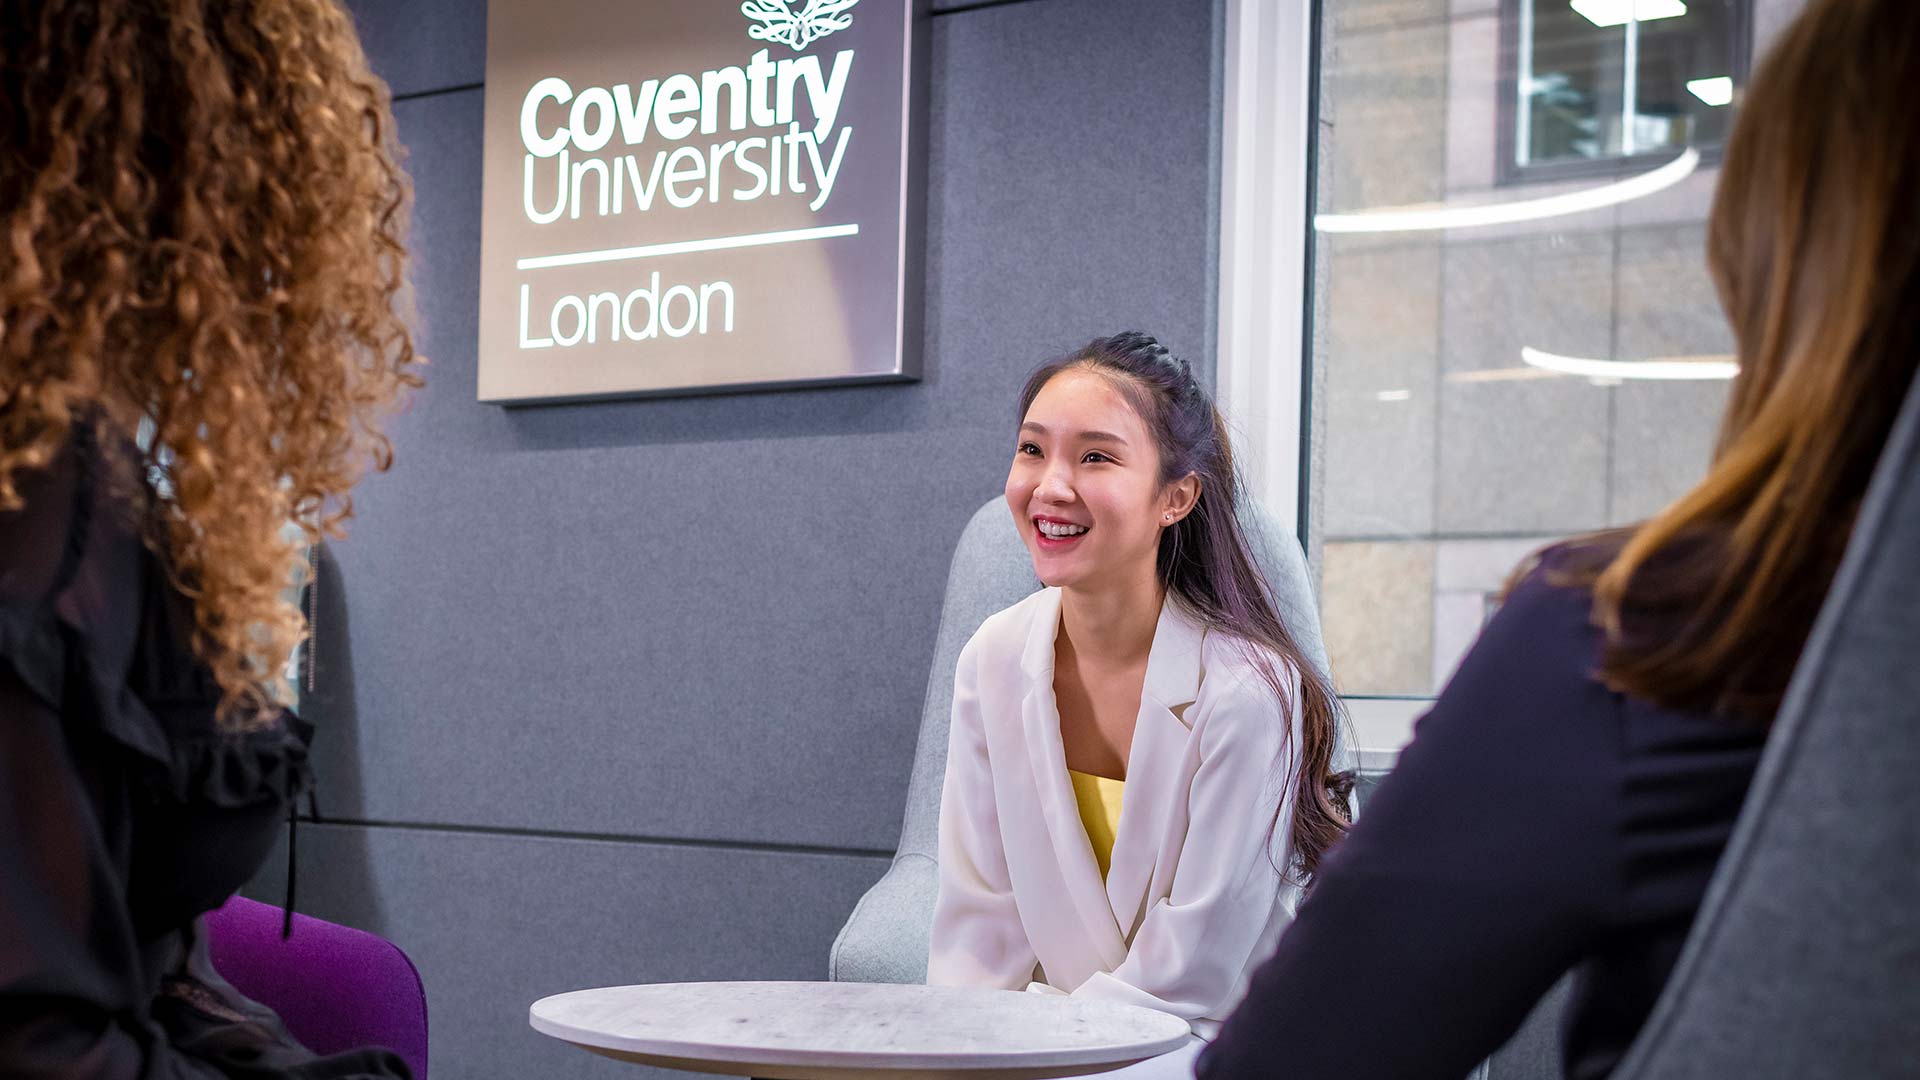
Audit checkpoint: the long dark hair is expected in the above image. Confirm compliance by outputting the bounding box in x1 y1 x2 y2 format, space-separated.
1019 332 1352 881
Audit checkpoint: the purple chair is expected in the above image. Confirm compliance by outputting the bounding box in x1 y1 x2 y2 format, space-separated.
203 895 429 1079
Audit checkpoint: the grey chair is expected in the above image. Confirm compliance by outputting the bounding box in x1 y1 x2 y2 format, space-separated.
829 497 1332 984
1607 369 1920 1078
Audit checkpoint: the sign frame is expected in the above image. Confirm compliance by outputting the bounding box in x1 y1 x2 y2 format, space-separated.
477 0 930 405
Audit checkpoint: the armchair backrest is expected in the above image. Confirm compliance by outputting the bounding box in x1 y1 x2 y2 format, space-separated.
204 894 429 1078
1609 370 1920 1078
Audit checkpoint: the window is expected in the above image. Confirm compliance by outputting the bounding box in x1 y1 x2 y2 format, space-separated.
1301 0 1772 708
1503 0 1751 181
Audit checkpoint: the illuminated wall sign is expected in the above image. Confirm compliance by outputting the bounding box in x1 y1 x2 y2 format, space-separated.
479 0 927 403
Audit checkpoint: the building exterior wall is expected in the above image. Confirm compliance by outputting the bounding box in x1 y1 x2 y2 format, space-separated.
1312 0 1803 698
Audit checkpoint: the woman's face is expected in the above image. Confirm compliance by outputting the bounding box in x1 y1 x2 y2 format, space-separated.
1007 370 1193 592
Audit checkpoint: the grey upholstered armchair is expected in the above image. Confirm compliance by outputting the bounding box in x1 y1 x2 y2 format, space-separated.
828 496 1332 985
1607 369 1920 1078
1349 368 1920 1080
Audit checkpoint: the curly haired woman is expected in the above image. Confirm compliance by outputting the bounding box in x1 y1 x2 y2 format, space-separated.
0 2 423 1076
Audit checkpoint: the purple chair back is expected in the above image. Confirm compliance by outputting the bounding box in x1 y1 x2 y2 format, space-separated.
204 895 429 1079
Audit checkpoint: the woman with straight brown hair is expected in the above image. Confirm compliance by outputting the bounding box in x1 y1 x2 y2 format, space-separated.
0 1 422 1075
1198 0 1920 1077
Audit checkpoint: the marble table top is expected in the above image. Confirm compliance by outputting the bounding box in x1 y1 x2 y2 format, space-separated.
528 981 1193 1079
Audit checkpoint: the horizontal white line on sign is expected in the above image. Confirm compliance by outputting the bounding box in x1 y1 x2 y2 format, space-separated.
517 223 862 270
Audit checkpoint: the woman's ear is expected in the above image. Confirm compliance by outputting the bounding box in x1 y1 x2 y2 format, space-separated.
1160 474 1202 525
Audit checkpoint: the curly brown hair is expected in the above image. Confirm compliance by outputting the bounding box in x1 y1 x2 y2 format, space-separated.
0 0 423 725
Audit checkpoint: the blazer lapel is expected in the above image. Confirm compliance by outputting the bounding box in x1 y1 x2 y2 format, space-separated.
1104 600 1206 938
1018 588 1131 969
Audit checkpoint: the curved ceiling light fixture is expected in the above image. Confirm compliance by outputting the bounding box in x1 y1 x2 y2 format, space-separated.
1315 147 1700 234
1521 346 1738 381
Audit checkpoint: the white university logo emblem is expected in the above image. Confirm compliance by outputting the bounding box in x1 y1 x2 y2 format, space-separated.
741 0 861 51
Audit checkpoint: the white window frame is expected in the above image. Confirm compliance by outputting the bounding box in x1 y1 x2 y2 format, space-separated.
1216 0 1312 541
1216 0 1425 762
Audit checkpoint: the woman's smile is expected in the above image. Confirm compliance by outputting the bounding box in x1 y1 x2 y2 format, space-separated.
1034 514 1091 549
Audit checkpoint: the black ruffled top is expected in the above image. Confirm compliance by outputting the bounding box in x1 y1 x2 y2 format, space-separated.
0 423 409 1078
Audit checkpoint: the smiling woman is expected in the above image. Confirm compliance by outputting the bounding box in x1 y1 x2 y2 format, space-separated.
1012 384 1188 594
924 332 1351 1079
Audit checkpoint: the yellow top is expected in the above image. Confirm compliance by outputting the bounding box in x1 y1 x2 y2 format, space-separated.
1069 770 1126 878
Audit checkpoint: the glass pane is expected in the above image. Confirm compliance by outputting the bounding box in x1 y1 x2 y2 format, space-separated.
1310 0 1752 698
1516 0 1746 170
1520 0 1628 165
1630 0 1741 155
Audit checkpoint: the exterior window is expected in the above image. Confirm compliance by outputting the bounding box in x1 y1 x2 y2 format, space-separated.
1503 0 1751 181
1306 0 1769 702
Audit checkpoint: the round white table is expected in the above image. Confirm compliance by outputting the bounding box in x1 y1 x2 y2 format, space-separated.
528 981 1193 1079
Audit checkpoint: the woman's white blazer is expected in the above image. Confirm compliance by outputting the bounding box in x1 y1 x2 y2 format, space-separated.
926 587 1305 1038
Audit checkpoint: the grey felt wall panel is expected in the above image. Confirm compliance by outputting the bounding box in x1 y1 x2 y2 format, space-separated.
345 0 486 99
311 0 1222 850
247 823 889 1080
